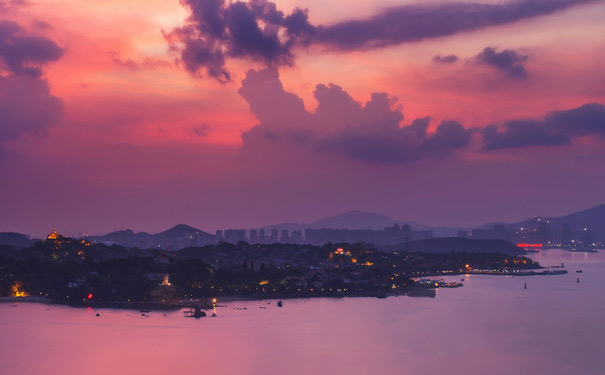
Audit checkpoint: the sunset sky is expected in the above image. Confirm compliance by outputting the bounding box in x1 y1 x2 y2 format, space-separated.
1 0 604 237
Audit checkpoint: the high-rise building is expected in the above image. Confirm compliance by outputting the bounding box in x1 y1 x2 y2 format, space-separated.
249 229 258 244
270 229 279 243
280 229 289 243
224 229 246 244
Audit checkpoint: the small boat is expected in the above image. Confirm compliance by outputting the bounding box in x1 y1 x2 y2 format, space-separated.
184 304 207 318
576 270 583 273
439 281 463 288
277 300 283 307
524 282 527 289
577 276 580 284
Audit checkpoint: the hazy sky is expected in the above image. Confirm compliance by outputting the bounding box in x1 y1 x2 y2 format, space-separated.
1 0 604 237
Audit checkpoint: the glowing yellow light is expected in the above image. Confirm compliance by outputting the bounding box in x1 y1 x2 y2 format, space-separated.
161 274 171 286
259 280 269 285
46 230 59 240
11 281 29 297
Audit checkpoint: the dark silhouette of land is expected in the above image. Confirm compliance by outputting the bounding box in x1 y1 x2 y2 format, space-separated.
0 231 542 309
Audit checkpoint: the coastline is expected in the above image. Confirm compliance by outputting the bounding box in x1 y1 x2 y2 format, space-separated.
1 291 409 312
2 267 571 312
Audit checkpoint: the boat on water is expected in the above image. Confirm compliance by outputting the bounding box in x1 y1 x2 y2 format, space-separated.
439 281 463 288
184 304 207 318
576 270 583 273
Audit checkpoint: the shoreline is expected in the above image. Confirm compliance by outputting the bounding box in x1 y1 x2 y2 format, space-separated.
1 291 411 311
1 267 569 312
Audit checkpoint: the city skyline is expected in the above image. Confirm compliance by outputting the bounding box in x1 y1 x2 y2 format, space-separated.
1 0 604 237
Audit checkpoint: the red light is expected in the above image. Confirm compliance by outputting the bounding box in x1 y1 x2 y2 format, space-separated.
516 243 543 248
88 293 93 299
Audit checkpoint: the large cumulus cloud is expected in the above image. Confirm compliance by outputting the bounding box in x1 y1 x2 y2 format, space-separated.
0 20 64 148
166 0 315 82
238 68 473 163
238 69 605 161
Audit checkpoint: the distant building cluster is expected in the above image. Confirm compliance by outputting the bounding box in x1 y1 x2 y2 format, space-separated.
457 218 599 248
216 224 433 246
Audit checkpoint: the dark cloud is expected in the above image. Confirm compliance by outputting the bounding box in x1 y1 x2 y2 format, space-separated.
0 20 64 77
315 0 595 50
172 0 593 81
193 124 212 137
475 47 528 79
239 68 472 163
481 103 605 150
433 54 459 64
482 120 569 149
0 20 63 149
166 0 315 82
0 74 63 143
547 103 605 137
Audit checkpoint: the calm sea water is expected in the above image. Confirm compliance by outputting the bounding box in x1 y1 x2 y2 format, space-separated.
1 250 604 375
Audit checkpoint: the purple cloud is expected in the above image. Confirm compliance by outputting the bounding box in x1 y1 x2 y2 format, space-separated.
481 103 605 150
475 47 528 79
433 54 459 64
238 69 605 160
0 20 64 77
166 0 315 82
172 0 594 82
0 74 63 144
0 20 63 150
239 68 472 163
315 0 596 50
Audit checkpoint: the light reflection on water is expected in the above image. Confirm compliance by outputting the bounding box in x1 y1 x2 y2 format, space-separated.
1 250 604 375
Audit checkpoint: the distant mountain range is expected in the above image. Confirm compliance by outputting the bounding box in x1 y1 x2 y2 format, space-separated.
1 204 603 250
0 232 36 248
478 204 605 231
82 224 215 250
262 210 463 237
